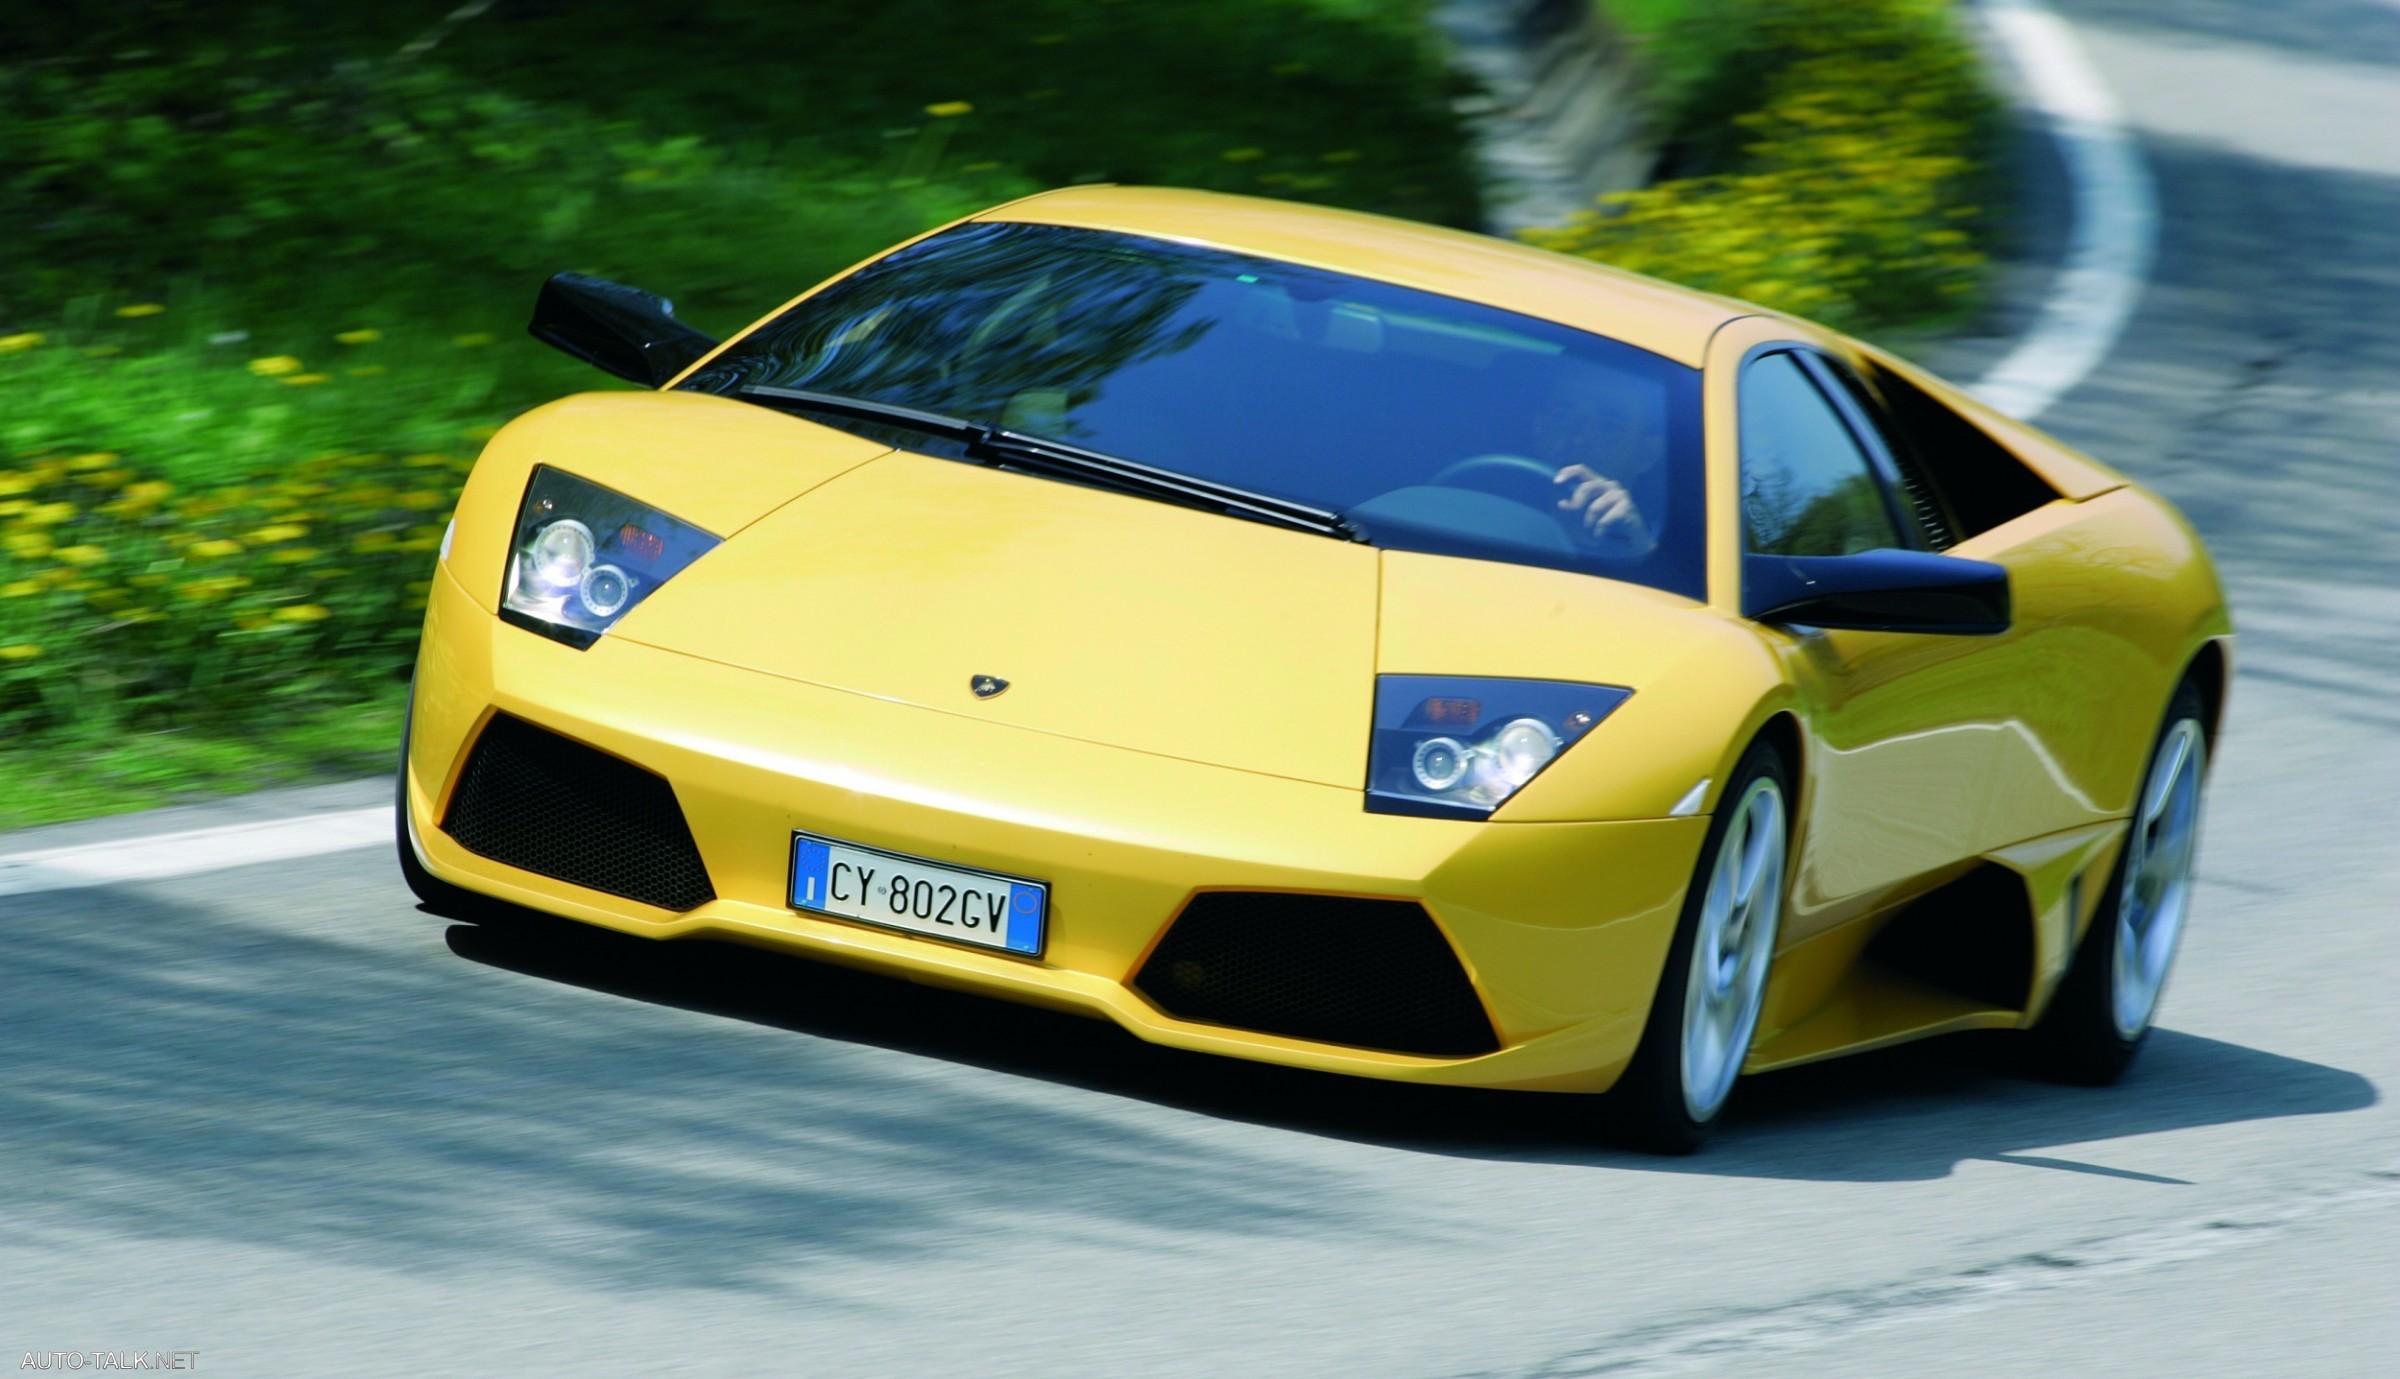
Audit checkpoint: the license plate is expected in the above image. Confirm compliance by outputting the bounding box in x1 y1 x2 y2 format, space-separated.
788 832 1046 957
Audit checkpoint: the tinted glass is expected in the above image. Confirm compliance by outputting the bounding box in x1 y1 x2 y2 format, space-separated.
683 222 1708 599
1738 352 1903 557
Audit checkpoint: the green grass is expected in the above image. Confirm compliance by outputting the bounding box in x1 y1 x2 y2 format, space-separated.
0 686 406 832
1 0 1482 826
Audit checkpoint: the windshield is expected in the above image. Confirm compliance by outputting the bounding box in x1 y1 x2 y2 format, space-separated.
682 222 1707 598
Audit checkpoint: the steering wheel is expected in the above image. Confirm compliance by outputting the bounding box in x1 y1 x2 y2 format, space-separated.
1427 453 1562 510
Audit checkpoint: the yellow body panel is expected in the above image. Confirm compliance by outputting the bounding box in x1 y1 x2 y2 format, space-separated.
412 187 2233 1095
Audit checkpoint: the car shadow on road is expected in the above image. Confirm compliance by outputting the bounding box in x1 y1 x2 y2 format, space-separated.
445 910 2378 1183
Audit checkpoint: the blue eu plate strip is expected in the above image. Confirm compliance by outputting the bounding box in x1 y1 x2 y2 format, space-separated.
791 838 834 909
1006 883 1045 955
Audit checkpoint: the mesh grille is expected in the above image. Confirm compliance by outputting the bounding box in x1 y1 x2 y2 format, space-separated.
1134 893 1497 1057
440 713 716 912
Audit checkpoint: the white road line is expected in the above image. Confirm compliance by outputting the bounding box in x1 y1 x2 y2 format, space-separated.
1972 0 2158 421
0 807 392 898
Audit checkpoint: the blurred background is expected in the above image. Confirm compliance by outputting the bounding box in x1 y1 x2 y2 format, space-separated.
0 0 1990 823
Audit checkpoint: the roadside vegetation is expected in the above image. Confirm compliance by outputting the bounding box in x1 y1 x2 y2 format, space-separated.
1553 0 2002 330
0 0 1479 827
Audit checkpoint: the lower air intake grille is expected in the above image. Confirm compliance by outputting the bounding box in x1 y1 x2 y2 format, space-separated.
441 713 716 912
1134 893 1497 1056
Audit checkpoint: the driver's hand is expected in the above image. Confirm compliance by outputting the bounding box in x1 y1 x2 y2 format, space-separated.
1554 464 1649 544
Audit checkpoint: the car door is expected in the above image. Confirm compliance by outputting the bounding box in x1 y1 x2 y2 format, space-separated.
1735 347 2010 941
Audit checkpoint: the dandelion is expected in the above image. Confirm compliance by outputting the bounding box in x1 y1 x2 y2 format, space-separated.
4 534 52 558
116 303 168 318
334 329 382 345
268 547 322 564
23 502 76 526
248 355 304 377
924 101 974 118
0 644 41 660
451 332 495 348
249 523 309 543
275 604 332 623
0 474 32 496
397 490 450 511
190 538 245 559
1221 148 1266 163
67 452 119 471
1 580 38 598
56 545 109 566
0 333 43 353
123 480 174 503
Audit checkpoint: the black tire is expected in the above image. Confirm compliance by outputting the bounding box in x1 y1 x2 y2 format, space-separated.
394 693 497 920
2031 677 2211 1085
1604 736 1795 1154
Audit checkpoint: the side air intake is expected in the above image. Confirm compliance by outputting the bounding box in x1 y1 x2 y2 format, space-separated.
1134 892 1498 1057
441 713 716 912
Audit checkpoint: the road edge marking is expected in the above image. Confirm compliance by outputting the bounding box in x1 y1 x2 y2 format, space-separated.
0 806 393 897
1972 0 2158 422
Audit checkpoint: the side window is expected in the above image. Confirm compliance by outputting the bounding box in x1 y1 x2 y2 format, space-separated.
1738 352 1904 557
1801 354 1951 549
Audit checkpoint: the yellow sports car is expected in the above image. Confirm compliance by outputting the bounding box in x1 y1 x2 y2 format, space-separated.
398 187 2230 1151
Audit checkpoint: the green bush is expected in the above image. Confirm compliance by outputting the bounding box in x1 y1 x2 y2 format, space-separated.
1532 0 1999 330
0 3 1484 822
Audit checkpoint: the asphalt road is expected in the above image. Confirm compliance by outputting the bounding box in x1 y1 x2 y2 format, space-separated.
6 3 2396 1374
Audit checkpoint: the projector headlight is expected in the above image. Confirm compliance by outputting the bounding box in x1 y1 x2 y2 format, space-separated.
500 466 720 647
1366 675 1631 819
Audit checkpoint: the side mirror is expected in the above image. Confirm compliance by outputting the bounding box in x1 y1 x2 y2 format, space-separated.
528 272 721 386
1743 548 2011 635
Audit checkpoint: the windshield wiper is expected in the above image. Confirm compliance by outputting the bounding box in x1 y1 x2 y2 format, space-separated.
736 384 1356 540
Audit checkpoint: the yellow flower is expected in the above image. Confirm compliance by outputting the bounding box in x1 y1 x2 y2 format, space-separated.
451 332 495 348
67 452 119 471
1 580 39 597
56 544 108 566
924 101 974 118
351 531 397 552
0 644 42 660
249 523 309 543
397 489 450 510
280 373 331 387
0 333 42 353
0 473 32 497
190 538 244 559
4 533 52 558
1221 147 1266 163
115 303 168 318
248 355 304 377
334 329 382 345
0 500 25 516
267 546 322 564
123 480 174 503
275 603 332 623
23 501 76 525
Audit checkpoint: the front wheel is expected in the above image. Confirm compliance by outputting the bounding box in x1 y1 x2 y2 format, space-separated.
2033 678 2210 1083
1605 738 1792 1153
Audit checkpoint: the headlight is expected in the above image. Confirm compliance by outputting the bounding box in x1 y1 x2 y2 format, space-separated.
500 466 720 647
1366 675 1631 819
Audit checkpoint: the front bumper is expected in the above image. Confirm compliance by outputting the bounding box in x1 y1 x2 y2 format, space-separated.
406 564 1706 1092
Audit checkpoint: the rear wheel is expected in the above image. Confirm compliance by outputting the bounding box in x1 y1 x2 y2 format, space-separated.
2033 678 2209 1083
1605 738 1792 1153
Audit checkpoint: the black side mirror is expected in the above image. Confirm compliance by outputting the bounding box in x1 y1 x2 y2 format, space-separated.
1743 548 2011 635
528 272 721 386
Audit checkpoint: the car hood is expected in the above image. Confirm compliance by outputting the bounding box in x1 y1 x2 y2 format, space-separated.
616 446 1382 787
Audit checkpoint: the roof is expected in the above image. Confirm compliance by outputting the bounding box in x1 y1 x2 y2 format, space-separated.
979 185 1747 369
